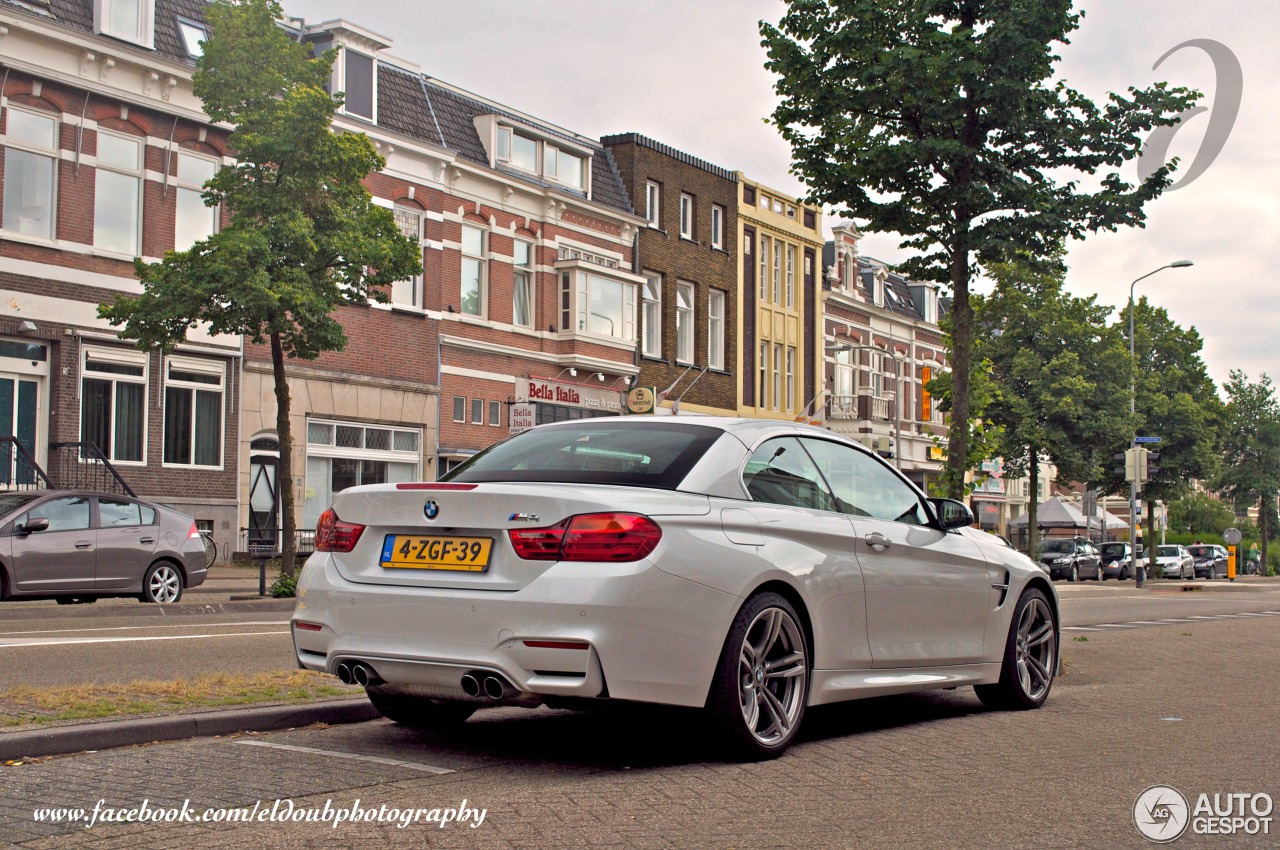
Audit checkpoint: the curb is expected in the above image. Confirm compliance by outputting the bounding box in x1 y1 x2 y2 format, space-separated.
0 598 295 621
0 698 380 761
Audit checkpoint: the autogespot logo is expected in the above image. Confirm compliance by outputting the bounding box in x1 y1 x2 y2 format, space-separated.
1135 785 1190 843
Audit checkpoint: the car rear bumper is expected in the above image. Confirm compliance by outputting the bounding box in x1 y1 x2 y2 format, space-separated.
290 552 739 709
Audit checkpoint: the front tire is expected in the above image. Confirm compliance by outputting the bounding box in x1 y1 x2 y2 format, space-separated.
975 587 1057 711
141 562 183 603
1069 565 1078 582
706 592 809 761
366 690 476 728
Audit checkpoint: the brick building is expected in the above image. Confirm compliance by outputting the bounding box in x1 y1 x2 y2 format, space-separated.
602 134 737 415
821 222 947 489
0 0 242 555
737 177 823 420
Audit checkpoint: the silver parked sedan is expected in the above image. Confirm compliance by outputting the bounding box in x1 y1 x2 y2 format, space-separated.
292 417 1059 760
0 490 211 604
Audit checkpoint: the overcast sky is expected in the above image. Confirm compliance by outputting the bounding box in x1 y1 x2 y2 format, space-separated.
286 0 1279 391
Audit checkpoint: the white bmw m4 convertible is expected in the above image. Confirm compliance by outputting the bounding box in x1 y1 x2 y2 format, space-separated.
292 416 1058 760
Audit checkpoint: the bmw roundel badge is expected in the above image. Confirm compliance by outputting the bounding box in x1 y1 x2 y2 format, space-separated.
424 499 440 521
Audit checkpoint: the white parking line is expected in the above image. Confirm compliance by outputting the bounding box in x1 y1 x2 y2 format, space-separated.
0 621 291 637
236 740 455 774
0 630 287 647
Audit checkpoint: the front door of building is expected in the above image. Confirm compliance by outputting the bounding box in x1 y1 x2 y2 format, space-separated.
0 339 48 486
248 440 280 554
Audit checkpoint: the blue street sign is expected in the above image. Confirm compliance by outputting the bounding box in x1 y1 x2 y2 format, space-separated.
1135 436 1161 443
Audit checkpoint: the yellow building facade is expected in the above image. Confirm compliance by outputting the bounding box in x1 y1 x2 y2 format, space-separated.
735 176 824 420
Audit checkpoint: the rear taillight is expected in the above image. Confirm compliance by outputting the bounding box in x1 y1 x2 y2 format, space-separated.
315 508 365 553
187 522 202 540
508 513 661 562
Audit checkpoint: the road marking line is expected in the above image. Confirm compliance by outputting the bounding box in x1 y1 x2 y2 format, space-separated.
0 630 287 647
236 740 455 774
1062 626 1103 631
0 621 291 637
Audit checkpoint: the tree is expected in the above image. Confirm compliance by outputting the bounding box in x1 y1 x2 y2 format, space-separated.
1097 297 1221 562
970 253 1129 552
1167 492 1234 538
100 0 421 575
1217 371 1280 570
761 1 1199 498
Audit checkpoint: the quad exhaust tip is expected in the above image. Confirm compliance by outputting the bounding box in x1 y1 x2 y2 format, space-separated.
459 673 481 697
459 671 517 701
335 661 382 687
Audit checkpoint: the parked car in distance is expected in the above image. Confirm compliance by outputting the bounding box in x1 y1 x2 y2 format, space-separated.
1035 537 1102 582
0 490 211 604
1145 544 1195 580
1099 542 1135 580
292 417 1060 761
1187 544 1228 579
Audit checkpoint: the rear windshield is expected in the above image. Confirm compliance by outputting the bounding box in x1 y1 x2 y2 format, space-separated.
1100 543 1127 556
1187 546 1209 557
442 422 723 489
1037 540 1074 555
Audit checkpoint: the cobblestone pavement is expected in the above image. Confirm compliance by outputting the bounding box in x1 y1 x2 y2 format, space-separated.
1 614 1276 849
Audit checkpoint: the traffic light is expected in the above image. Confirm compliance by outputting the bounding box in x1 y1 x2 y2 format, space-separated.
1113 453 1127 476
1146 451 1161 478
1124 447 1141 481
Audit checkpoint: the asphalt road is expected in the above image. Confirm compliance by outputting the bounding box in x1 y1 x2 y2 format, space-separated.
1 578 1277 689
2 598 1277 848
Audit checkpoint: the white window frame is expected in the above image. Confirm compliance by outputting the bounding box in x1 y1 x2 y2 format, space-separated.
94 0 155 49
304 418 422 530
707 289 725 370
759 235 770 302
675 281 695 365
512 239 534 328
645 181 660 227
93 129 143 256
391 205 425 309
488 400 501 428
759 341 769 409
471 397 484 425
2 105 59 240
342 48 376 122
494 124 590 191
452 396 465 422
786 346 796 412
772 238 782 304
679 193 693 240
641 271 662 358
568 271 636 342
80 346 148 465
786 245 796 308
772 344 782 411
176 17 206 58
162 356 225 469
710 204 724 250
174 149 219 252
460 224 486 317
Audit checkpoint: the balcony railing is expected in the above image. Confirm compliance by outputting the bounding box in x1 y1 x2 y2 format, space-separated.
827 395 895 421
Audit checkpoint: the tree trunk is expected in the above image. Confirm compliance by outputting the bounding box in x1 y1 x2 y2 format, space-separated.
945 240 972 500
271 330 297 578
1145 499 1157 574
1261 495 1270 576
1026 447 1039 555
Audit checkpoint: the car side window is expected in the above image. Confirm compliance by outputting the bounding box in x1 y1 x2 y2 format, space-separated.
99 498 143 527
29 497 91 532
140 505 158 525
800 437 927 525
743 437 839 512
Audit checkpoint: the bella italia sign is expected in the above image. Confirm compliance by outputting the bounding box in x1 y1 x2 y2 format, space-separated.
519 378 625 413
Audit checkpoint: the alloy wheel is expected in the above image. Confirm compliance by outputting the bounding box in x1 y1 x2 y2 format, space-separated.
148 565 181 603
1014 596 1056 703
737 606 807 747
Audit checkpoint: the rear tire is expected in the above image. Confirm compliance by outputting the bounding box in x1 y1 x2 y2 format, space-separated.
975 587 1057 711
706 591 809 761
366 690 476 728
141 562 183 603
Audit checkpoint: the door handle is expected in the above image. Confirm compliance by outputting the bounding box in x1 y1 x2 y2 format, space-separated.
140 537 155 545
863 532 892 551
75 541 92 549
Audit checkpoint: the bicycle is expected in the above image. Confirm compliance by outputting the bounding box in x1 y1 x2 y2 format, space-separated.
199 530 218 569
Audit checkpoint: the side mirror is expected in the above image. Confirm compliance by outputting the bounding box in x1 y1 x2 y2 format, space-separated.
929 498 974 531
19 517 50 534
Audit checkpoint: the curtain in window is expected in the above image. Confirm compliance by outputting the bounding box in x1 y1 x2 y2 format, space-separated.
194 389 222 466
114 382 144 462
164 387 192 464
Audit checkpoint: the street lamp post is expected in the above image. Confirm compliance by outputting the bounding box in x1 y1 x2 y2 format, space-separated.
1128 260 1193 587
826 342 902 470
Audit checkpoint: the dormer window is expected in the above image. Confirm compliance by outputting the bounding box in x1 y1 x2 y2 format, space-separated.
490 121 590 192
176 17 207 58
94 0 155 49
342 50 375 121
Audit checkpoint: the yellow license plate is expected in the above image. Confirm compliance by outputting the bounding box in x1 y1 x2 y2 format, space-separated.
380 535 493 571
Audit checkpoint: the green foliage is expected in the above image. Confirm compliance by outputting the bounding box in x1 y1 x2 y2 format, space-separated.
1097 298 1222 503
1167 493 1235 537
98 0 420 576
761 0 1199 497
270 571 297 598
925 360 1002 497
1217 371 1280 570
